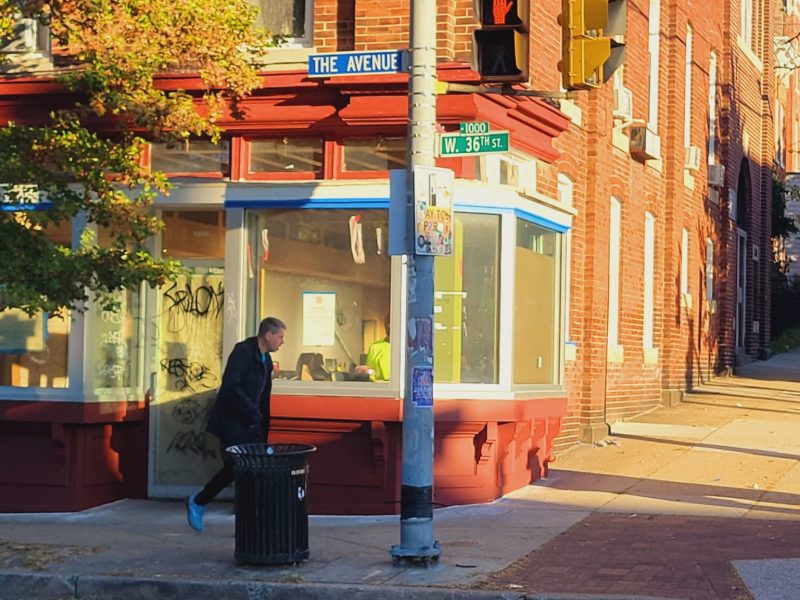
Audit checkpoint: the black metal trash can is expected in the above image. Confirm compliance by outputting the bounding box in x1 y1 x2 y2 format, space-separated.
226 443 317 565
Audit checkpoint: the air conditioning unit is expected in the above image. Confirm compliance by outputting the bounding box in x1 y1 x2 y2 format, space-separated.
708 163 725 187
705 299 718 315
1 17 50 55
684 146 701 171
629 126 661 161
613 87 633 121
752 244 760 261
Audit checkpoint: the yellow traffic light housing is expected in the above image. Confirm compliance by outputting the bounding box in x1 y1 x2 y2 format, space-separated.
472 0 530 83
560 0 626 90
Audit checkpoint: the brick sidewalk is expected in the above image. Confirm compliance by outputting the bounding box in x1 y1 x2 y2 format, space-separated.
483 513 800 600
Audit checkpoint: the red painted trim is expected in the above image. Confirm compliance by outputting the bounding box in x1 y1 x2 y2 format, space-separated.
230 136 244 181
0 399 147 424
271 393 567 423
272 394 402 421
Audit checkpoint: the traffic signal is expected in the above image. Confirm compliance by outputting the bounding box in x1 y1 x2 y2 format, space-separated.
472 0 530 83
560 0 626 90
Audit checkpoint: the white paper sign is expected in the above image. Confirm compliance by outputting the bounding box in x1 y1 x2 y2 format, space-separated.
302 292 336 346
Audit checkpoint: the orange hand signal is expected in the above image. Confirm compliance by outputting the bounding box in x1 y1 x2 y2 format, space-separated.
493 0 514 24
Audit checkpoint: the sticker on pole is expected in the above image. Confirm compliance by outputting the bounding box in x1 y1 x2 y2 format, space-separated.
413 165 454 256
411 366 433 408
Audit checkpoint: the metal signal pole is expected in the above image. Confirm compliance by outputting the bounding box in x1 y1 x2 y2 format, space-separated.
389 0 441 564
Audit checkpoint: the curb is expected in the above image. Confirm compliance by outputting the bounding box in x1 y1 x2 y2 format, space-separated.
0 571 684 600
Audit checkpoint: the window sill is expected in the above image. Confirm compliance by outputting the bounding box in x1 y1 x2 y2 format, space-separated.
259 47 316 72
644 347 659 365
559 99 582 127
612 126 630 153
607 344 624 363
736 36 763 72
646 156 663 173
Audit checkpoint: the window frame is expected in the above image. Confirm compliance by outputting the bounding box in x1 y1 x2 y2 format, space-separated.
229 179 571 399
335 136 408 180
0 216 85 401
241 136 325 181
147 140 232 179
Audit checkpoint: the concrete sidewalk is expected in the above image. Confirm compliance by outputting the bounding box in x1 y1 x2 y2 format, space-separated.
3 353 800 600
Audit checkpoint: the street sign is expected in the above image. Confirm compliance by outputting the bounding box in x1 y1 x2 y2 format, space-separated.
308 50 407 78
0 183 52 211
437 131 510 157
459 121 490 134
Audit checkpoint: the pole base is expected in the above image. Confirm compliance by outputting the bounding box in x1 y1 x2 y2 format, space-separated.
389 540 441 566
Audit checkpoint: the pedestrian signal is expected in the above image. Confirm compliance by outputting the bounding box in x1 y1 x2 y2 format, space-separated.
472 0 530 83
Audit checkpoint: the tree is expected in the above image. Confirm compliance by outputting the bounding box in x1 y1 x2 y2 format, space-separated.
770 171 800 340
0 0 275 315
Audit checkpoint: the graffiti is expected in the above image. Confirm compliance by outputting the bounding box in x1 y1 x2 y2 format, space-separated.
100 309 123 325
160 357 218 392
96 363 126 384
163 280 224 319
225 290 237 324
166 430 218 460
171 396 206 425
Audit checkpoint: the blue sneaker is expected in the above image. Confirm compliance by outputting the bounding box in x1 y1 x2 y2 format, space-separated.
186 494 205 532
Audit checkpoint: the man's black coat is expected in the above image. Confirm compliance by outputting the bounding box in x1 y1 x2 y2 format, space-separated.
206 336 272 449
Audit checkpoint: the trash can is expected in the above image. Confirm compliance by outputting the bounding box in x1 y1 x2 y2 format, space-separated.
226 443 317 565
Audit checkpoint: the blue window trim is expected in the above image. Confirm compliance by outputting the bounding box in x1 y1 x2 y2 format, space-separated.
456 203 570 233
227 197 570 233
225 197 390 210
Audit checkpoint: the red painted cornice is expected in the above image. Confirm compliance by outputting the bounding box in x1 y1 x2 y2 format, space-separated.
0 62 570 162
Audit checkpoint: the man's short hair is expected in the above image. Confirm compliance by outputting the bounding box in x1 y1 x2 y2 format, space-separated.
258 317 286 337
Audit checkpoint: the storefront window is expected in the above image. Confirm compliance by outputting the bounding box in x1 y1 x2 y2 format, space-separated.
162 211 226 259
514 219 562 385
92 290 141 391
248 138 323 176
341 137 406 172
82 228 143 393
246 209 391 383
0 219 71 388
434 213 500 384
150 140 230 176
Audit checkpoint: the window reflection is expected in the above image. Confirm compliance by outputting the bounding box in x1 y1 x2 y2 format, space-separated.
150 141 230 175
514 220 561 384
249 138 323 175
342 137 406 172
434 213 500 384
0 219 71 389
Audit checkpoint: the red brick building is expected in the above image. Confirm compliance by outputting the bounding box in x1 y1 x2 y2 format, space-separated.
0 0 775 513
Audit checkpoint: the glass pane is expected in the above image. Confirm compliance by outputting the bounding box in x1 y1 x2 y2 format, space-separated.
93 290 140 390
154 267 225 486
249 138 323 174
0 220 71 389
247 209 391 383
248 0 306 38
150 141 230 174
162 211 226 259
434 213 500 384
342 138 406 172
514 220 561 384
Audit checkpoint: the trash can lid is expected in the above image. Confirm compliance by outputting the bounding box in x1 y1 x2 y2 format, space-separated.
226 443 317 457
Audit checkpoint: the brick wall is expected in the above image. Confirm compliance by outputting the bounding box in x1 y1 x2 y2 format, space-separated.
312 0 774 448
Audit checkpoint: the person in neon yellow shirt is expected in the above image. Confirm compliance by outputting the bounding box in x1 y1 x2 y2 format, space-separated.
366 336 390 381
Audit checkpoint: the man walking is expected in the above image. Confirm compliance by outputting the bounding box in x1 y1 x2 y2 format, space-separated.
186 316 286 532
